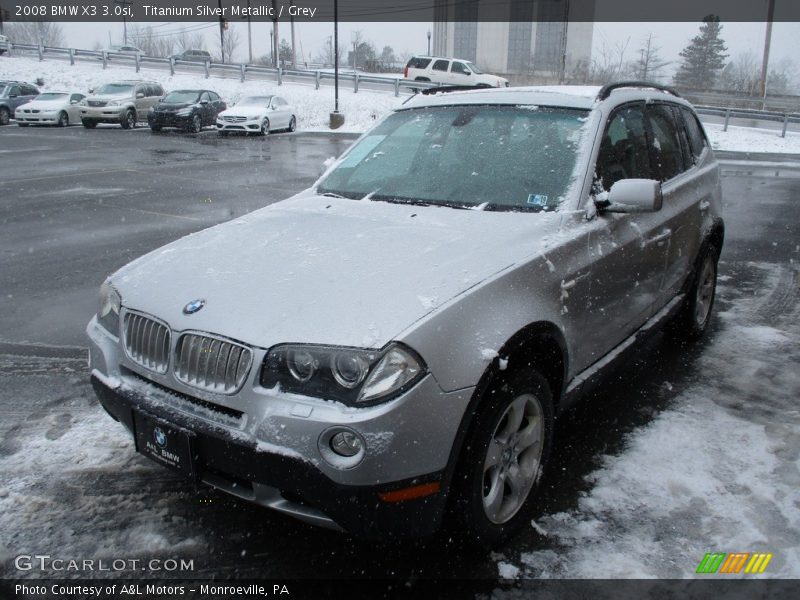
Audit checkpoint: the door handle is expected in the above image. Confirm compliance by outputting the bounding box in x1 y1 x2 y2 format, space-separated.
646 229 672 245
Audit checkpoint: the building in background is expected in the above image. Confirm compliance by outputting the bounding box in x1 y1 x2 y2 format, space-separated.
432 0 594 83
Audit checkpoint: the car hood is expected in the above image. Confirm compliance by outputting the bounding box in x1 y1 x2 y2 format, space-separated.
18 99 66 110
154 102 194 111
112 192 561 350
220 106 266 118
90 93 132 101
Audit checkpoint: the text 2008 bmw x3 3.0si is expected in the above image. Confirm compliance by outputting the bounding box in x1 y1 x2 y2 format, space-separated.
87 82 723 546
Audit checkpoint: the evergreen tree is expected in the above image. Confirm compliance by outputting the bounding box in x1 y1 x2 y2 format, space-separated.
674 15 728 90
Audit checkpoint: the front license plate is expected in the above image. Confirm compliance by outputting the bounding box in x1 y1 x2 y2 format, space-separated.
133 411 196 479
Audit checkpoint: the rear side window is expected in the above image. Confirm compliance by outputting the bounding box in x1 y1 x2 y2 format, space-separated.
407 57 432 69
432 60 449 71
23 85 38 95
646 104 684 182
208 91 220 101
153 84 164 96
680 106 708 162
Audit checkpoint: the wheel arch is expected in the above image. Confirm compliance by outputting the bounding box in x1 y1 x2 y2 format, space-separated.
439 320 568 498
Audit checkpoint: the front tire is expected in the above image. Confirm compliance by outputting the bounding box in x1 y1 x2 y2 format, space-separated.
57 111 68 127
188 114 202 134
259 118 270 136
82 119 97 129
120 109 136 129
450 368 554 547
670 244 719 341
287 115 296 132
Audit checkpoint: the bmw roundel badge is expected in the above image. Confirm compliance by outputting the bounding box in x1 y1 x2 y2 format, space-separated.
154 427 167 448
183 299 205 315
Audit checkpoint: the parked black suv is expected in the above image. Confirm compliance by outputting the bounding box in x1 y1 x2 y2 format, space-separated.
148 89 226 133
0 81 39 126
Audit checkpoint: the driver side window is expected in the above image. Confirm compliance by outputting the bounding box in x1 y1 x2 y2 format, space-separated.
596 104 651 192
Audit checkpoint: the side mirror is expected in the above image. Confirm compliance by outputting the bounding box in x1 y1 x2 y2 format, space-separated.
71 99 79 105
88 88 94 94
9 94 17 98
200 100 209 105
602 179 663 213
136 92 144 99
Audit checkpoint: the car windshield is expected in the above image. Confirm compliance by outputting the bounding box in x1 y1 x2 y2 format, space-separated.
96 84 134 95
466 62 482 74
36 93 69 101
237 96 271 107
317 105 589 212
163 91 201 103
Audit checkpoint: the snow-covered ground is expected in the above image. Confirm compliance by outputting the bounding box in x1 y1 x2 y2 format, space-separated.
491 261 800 581
0 54 403 133
3 54 800 153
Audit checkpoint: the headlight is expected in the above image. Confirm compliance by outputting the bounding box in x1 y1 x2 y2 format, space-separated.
107 100 122 107
261 343 425 406
97 281 121 335
175 108 193 116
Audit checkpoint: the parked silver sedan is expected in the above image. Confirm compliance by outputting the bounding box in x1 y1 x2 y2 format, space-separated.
15 91 86 127
87 83 723 546
216 95 296 136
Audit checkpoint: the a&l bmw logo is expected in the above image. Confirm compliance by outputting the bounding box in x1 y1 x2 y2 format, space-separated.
153 427 167 448
183 299 206 315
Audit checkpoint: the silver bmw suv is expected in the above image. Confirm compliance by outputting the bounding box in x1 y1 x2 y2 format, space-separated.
87 82 723 545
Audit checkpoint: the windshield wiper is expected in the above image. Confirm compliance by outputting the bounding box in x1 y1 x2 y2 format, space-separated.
321 192 346 199
369 194 433 207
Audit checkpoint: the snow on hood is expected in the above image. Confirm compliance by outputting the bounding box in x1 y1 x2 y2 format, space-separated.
219 105 267 119
18 98 67 109
112 192 562 350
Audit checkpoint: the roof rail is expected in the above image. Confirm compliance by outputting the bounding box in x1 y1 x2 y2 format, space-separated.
420 85 492 95
596 81 681 101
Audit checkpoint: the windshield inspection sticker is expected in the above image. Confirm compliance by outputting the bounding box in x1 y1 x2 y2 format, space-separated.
528 194 550 207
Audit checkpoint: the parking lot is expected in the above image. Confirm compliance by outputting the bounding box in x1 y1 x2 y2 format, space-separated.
1 125 799 582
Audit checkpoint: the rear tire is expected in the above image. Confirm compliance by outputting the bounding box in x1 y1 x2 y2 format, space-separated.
18 123 29 127
0 107 10 126
57 111 68 127
82 119 97 129
449 368 554 548
670 244 719 341
150 125 162 133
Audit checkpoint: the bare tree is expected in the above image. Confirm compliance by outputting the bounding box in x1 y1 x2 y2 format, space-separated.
174 29 207 53
128 25 176 57
218 26 240 63
312 36 347 68
630 34 671 82
5 21 65 47
767 58 799 95
568 38 630 84
719 52 760 95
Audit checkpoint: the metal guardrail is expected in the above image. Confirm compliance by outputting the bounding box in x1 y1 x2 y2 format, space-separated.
694 105 799 138
7 43 800 136
7 43 440 97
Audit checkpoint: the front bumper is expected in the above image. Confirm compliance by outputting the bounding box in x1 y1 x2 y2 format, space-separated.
148 112 193 128
216 117 262 133
80 105 127 123
15 111 59 124
87 316 473 536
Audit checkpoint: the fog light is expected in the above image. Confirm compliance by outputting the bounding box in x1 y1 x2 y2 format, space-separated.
330 431 362 457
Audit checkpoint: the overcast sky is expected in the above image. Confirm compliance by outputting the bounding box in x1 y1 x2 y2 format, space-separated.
56 20 800 75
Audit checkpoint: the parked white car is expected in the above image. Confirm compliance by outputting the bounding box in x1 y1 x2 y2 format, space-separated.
98 45 145 60
15 91 87 127
404 56 509 88
216 95 296 136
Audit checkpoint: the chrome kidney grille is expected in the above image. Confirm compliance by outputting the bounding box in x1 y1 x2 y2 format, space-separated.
174 333 252 394
123 312 171 374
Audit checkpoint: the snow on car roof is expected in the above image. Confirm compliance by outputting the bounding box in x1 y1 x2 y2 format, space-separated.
401 85 602 111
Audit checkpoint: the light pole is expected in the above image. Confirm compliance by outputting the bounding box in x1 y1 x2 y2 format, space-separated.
330 0 344 128
114 0 132 45
759 0 776 105
269 29 274 65
427 29 431 55
247 0 253 63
